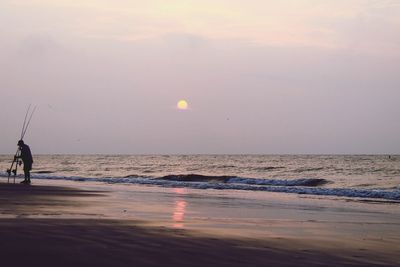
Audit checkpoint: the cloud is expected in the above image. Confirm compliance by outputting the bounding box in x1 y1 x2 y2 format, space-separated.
18 34 61 57
2 0 400 55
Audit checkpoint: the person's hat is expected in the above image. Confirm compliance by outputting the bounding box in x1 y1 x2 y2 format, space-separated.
17 140 24 146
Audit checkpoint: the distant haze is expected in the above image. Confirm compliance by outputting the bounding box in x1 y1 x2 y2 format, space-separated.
1 1 399 154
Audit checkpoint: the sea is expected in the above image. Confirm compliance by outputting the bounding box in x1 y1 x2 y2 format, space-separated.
0 155 399 201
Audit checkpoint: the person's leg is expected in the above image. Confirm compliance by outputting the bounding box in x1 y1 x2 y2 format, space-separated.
20 168 28 183
26 169 31 182
27 163 32 183
23 164 31 184
23 168 28 182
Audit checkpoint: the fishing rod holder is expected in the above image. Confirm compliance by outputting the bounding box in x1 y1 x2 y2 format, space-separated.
6 104 36 184
6 155 21 184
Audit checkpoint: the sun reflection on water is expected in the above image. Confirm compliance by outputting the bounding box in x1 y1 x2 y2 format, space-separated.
172 188 187 228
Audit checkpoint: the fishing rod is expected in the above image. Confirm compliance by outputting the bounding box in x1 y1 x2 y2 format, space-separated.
21 105 36 140
6 105 36 183
20 104 31 140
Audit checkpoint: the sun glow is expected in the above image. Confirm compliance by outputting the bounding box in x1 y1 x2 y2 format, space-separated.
177 100 188 110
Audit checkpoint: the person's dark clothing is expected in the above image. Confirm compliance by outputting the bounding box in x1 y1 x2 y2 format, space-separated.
20 144 33 165
19 144 33 180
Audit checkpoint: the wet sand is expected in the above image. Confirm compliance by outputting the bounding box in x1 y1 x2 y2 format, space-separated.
0 182 399 267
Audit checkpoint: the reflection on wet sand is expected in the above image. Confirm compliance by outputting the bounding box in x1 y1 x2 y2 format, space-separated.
172 188 187 228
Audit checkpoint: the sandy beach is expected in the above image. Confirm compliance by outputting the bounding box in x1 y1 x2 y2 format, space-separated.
0 181 399 267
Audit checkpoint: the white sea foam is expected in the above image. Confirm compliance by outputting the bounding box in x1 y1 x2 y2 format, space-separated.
1 172 399 201
227 177 327 186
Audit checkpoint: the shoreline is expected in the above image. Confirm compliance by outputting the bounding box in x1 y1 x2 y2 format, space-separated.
0 181 399 266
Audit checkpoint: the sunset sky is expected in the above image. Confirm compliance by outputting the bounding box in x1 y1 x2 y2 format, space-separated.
1 1 399 154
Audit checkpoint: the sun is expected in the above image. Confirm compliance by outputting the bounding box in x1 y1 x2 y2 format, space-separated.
177 100 189 110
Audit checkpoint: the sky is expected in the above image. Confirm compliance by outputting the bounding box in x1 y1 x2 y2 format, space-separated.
1 0 399 154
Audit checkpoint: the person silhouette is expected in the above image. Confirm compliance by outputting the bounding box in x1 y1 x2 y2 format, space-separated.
16 140 33 184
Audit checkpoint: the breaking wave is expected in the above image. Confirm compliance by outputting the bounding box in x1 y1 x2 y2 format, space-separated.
227 177 327 186
158 174 327 186
0 172 399 201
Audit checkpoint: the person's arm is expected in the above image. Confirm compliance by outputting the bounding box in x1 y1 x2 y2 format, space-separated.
14 148 23 160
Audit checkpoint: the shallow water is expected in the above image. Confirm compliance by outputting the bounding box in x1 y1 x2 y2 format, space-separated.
0 155 399 201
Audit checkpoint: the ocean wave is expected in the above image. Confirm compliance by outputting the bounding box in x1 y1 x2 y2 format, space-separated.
124 174 150 178
158 174 326 187
215 165 236 169
0 172 398 201
293 167 325 173
159 174 231 183
227 177 327 186
253 166 285 171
